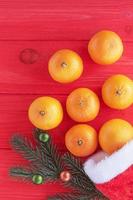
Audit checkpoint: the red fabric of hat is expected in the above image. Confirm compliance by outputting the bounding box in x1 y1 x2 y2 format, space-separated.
84 140 133 200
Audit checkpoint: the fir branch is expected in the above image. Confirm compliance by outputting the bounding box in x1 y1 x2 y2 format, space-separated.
10 132 108 200
63 152 88 177
63 153 95 189
48 192 107 200
48 193 90 200
34 128 64 177
11 134 42 163
10 135 55 179
40 140 63 175
10 133 63 181
10 167 33 181
63 153 107 199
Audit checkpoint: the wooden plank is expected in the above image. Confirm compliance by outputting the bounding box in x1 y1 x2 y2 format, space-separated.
0 94 69 149
0 94 132 149
0 0 132 40
0 1 133 199
0 40 133 95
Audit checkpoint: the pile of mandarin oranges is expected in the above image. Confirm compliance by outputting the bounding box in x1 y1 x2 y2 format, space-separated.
28 30 133 157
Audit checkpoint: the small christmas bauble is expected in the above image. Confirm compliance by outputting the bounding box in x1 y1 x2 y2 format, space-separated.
60 171 71 182
32 175 44 184
39 133 50 143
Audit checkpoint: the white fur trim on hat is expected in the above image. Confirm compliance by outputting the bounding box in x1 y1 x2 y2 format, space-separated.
83 139 133 184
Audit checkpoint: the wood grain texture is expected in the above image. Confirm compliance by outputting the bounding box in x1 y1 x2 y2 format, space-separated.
0 0 133 199
0 94 133 149
0 0 132 40
0 41 133 95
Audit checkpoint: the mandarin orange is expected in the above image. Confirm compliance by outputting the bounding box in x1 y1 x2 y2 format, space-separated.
28 96 63 130
65 124 98 157
48 49 83 83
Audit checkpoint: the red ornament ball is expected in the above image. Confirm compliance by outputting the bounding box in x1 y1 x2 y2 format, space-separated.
60 171 71 182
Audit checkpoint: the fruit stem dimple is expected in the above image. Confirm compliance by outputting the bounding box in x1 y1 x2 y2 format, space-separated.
116 90 122 95
39 111 45 116
79 100 83 106
61 62 67 68
115 86 126 96
77 139 83 146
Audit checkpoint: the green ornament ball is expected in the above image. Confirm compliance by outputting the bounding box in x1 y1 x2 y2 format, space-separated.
39 133 50 143
32 175 44 184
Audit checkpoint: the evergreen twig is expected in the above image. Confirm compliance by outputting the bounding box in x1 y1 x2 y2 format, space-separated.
11 134 42 163
63 153 96 190
35 128 63 177
63 153 107 199
48 192 108 200
48 193 90 200
10 131 63 181
10 130 108 200
10 167 34 181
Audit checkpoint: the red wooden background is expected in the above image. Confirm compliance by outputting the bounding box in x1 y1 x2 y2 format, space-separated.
0 0 133 199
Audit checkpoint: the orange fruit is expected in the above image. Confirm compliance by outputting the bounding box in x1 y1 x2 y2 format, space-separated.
48 49 83 83
66 88 100 122
28 96 63 130
65 124 98 157
102 74 133 110
99 119 133 154
88 30 124 65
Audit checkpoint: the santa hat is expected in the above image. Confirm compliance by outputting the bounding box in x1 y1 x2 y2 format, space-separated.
84 140 133 200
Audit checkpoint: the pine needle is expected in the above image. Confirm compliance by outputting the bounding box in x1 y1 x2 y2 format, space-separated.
10 131 108 200
10 133 63 181
10 167 33 181
11 134 41 163
48 192 105 200
63 153 107 199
